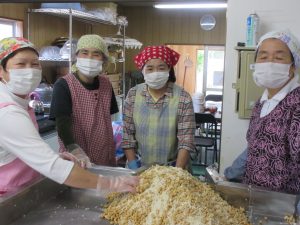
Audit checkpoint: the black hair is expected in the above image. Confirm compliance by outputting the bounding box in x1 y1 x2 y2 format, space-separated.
168 67 176 83
1 47 39 71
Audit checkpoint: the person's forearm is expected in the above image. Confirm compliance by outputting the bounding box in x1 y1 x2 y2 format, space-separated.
64 164 98 189
224 148 248 180
176 149 190 169
124 148 136 161
56 115 75 148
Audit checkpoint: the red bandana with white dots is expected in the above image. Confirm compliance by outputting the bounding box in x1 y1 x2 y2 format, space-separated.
134 45 180 69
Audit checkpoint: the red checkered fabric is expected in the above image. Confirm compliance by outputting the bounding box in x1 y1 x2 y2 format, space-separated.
59 74 116 166
134 45 180 69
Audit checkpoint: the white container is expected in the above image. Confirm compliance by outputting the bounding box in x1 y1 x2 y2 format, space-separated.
41 3 82 10
192 92 205 113
246 13 259 47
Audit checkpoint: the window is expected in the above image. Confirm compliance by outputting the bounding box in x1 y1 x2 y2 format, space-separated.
166 44 225 97
0 18 23 40
196 46 225 95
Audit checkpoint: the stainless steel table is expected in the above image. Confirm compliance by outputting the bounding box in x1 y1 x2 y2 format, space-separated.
2 166 134 225
2 166 299 225
10 187 110 225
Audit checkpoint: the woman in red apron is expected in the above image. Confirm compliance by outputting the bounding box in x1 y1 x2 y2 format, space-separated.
50 34 117 166
0 37 138 196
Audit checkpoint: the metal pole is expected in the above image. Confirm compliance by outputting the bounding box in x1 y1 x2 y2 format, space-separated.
27 9 30 40
122 24 126 105
69 9 73 73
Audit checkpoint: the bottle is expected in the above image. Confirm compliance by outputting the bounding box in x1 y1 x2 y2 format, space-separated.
246 13 259 47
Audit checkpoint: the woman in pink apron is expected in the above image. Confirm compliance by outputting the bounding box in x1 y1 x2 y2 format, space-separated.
0 103 41 195
0 37 138 196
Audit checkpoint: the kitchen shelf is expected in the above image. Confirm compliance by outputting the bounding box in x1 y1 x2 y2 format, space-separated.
28 7 129 96
29 8 117 25
39 57 69 62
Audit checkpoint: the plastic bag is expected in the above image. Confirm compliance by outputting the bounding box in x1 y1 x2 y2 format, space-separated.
39 46 61 60
59 39 78 60
112 121 124 159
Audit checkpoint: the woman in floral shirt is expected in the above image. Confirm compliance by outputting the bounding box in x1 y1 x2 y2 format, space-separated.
225 30 300 194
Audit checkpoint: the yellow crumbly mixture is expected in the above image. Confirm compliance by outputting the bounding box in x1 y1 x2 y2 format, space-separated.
102 166 251 225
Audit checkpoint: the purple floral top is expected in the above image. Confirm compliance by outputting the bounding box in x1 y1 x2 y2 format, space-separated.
244 87 300 194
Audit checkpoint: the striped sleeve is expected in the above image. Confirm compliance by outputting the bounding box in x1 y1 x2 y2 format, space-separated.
177 90 196 152
121 87 138 149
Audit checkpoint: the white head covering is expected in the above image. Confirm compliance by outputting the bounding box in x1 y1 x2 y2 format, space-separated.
257 30 300 68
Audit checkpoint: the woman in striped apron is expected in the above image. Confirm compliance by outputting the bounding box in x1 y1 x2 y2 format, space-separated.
122 46 195 170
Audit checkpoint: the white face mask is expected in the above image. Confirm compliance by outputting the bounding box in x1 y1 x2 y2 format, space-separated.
76 58 103 78
143 71 169 89
252 62 291 89
5 68 42 95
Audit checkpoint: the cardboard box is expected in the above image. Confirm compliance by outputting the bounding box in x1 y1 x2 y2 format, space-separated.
82 2 117 14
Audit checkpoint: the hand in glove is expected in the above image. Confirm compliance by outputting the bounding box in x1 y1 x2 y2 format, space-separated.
59 150 91 168
71 147 92 168
59 151 78 162
127 159 141 170
96 175 139 197
65 143 92 168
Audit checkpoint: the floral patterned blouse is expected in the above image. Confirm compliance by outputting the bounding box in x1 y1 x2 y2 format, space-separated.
244 87 300 194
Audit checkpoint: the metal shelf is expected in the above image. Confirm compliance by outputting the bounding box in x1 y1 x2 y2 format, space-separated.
29 8 117 25
28 7 127 97
39 57 69 62
235 46 256 51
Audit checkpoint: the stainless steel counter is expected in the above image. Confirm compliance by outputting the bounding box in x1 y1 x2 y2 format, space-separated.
2 166 299 225
214 181 299 225
206 166 299 224
0 178 66 225
1 166 134 225
9 187 110 225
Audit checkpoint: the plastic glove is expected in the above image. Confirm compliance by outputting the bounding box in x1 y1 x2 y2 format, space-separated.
59 151 78 162
59 151 90 168
127 159 141 170
96 175 139 197
71 147 92 168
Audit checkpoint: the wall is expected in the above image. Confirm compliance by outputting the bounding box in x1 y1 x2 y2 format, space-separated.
0 3 116 47
0 3 86 46
120 6 226 71
0 3 35 38
220 0 300 172
168 44 199 95
0 4 226 88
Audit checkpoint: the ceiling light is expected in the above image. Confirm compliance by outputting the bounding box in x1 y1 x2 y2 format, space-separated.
154 3 227 9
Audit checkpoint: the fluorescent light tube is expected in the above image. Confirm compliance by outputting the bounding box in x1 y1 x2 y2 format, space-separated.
154 3 227 9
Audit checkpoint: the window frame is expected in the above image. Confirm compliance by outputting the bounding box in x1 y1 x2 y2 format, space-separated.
0 17 23 39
